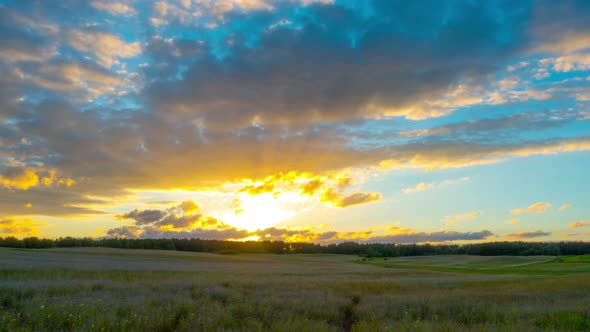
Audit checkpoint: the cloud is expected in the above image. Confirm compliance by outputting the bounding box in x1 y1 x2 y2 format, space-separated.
444 211 482 226
0 187 108 217
116 200 216 229
402 177 469 194
506 218 519 224
145 1 534 128
68 30 141 68
1 0 590 237
118 209 166 225
0 218 43 237
253 226 494 244
321 188 381 208
505 230 551 239
0 166 75 191
0 167 39 190
368 229 495 244
510 202 552 214
570 221 590 228
338 192 382 208
399 113 569 140
25 62 129 100
403 182 428 194
301 179 324 195
106 225 142 238
107 224 248 240
91 1 137 16
559 204 572 211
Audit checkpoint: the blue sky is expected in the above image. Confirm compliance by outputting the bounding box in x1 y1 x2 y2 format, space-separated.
0 0 589 243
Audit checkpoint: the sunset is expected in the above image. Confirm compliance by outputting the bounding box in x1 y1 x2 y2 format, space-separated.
1 1 590 330
1 0 588 244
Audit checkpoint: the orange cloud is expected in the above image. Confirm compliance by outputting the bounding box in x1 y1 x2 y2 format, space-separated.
558 204 571 211
0 167 39 190
0 218 44 238
321 188 381 208
570 221 590 229
511 202 552 215
300 178 324 195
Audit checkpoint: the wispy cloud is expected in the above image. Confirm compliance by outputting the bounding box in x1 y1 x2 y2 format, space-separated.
570 221 590 228
511 202 552 215
506 230 551 239
403 177 470 194
444 211 482 226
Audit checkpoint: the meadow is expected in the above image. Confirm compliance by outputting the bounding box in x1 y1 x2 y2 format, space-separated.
1 247 589 331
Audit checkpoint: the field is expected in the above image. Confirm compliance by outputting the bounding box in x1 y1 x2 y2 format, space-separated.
1 248 589 331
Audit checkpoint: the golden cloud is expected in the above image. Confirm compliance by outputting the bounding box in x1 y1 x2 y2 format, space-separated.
0 218 44 237
511 202 552 215
570 221 590 229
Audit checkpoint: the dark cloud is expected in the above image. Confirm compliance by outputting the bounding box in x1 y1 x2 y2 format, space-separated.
338 192 382 208
117 200 212 229
118 209 166 225
0 187 107 216
506 230 551 239
106 225 141 238
145 1 531 128
400 112 574 142
367 230 495 244
107 224 248 240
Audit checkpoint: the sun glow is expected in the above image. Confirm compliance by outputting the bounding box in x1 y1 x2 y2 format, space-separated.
217 192 309 232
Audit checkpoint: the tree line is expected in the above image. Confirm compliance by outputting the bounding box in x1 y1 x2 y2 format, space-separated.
1 236 589 256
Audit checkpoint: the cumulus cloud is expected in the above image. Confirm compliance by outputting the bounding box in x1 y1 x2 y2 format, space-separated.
505 230 551 239
570 221 590 228
116 200 216 229
106 225 142 238
118 209 166 225
559 204 572 211
511 202 552 214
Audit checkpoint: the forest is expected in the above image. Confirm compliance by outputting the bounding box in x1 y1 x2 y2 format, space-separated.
1 236 588 257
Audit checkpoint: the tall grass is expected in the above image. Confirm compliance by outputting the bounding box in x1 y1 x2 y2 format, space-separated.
0 248 589 331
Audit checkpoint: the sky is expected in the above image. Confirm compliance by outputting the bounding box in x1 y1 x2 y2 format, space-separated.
0 0 589 244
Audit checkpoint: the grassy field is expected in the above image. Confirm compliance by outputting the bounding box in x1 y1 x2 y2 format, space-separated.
1 248 589 331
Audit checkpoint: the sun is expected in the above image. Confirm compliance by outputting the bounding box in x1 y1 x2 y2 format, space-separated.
217 192 307 232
